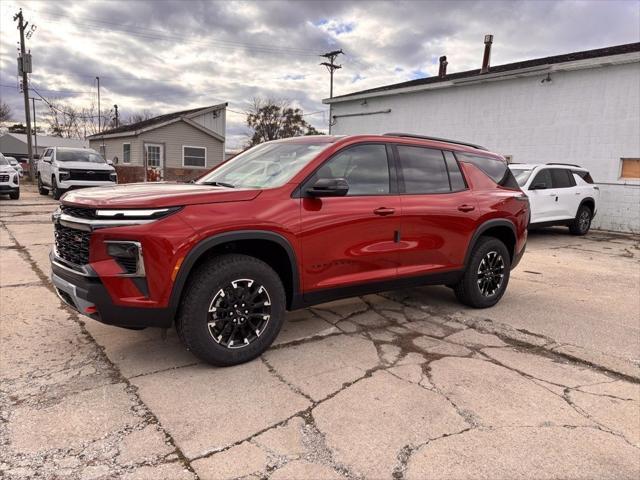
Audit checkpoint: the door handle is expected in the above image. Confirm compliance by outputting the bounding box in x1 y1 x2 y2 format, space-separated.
457 204 475 212
373 207 395 216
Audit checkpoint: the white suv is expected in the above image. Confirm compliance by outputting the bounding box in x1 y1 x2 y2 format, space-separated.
37 147 117 200
509 163 599 235
0 153 20 199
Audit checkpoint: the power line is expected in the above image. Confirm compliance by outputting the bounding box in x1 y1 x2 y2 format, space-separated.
15 5 322 58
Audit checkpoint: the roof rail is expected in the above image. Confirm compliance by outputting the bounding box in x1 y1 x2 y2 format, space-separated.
383 132 488 151
546 162 583 168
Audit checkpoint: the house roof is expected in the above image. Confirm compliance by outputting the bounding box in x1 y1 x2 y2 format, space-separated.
1 133 88 148
87 103 227 139
325 42 640 103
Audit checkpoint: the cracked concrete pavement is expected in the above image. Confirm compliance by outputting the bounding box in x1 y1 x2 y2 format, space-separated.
1 186 639 479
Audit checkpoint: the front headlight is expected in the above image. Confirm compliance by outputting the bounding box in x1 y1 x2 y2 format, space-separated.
95 207 181 220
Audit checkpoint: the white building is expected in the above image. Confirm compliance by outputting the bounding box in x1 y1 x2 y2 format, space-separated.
324 43 640 233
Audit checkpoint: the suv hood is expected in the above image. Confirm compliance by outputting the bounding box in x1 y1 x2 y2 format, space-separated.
56 161 114 171
62 182 261 208
0 165 15 173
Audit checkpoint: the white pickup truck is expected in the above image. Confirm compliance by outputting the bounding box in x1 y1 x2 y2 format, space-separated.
37 147 117 200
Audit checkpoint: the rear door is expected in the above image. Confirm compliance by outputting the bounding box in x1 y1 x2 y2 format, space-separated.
550 168 579 219
527 168 558 223
395 146 478 275
299 143 401 292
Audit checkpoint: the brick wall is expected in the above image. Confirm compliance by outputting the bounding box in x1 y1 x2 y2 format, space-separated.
592 184 640 233
115 165 207 183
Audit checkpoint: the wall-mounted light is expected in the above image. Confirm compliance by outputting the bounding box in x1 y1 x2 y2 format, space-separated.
541 73 552 84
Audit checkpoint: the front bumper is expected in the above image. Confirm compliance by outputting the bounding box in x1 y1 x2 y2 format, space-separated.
51 253 174 329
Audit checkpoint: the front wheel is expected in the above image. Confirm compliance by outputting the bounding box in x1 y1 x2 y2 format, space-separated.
9 189 20 200
569 205 592 236
37 174 48 195
51 177 63 200
176 254 286 366
454 237 511 308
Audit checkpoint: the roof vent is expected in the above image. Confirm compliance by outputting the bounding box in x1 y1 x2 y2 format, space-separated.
481 34 493 74
438 56 448 78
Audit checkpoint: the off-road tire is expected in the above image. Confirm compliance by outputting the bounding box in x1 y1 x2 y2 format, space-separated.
9 190 19 200
176 254 286 366
37 174 48 195
454 236 511 308
51 177 62 200
569 204 592 236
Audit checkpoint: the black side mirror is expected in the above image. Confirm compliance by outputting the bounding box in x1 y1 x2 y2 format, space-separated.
530 182 547 190
306 178 349 197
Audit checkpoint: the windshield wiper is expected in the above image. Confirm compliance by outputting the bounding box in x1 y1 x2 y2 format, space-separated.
201 181 236 188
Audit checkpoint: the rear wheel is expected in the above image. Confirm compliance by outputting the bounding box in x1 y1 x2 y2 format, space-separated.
51 177 63 200
37 174 48 195
454 237 511 308
569 205 592 236
176 254 286 366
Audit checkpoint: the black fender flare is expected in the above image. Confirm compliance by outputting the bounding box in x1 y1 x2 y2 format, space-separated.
168 230 301 314
463 219 517 267
578 197 595 214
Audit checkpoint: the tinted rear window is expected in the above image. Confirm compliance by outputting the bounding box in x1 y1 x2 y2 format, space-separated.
443 151 467 191
573 170 594 184
396 146 450 194
550 169 575 188
457 153 519 190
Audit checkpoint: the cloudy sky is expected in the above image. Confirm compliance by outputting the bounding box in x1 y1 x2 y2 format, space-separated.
1 0 638 148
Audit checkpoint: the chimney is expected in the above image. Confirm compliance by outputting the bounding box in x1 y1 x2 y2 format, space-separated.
438 56 448 78
481 34 493 73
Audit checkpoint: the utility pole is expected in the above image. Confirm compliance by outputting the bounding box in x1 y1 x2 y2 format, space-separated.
14 9 33 168
113 104 119 128
96 76 101 132
320 49 343 134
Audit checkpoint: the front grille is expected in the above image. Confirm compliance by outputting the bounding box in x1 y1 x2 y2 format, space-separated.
68 170 113 181
0 174 9 182
61 205 97 219
54 223 90 266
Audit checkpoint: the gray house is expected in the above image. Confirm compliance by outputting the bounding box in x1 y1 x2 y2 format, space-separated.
88 104 227 183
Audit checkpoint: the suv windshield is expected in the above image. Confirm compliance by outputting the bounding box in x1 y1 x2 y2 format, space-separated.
197 142 331 189
56 148 106 164
510 167 533 186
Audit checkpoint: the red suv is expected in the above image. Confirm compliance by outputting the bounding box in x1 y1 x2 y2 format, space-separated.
51 134 528 366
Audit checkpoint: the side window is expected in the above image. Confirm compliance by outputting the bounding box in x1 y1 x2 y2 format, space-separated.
397 146 450 194
44 149 52 158
530 169 552 189
123 144 131 164
550 169 575 188
443 151 467 191
314 144 390 196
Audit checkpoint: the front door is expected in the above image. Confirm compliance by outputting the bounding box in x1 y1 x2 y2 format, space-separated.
145 144 164 182
299 143 401 293
528 168 560 223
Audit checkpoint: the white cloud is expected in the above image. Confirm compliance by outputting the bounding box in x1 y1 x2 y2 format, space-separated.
1 0 638 148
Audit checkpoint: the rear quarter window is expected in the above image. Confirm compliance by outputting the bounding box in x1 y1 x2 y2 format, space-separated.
456 153 519 190
573 170 594 184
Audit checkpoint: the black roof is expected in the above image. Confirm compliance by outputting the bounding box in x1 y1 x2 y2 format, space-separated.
330 42 640 100
88 104 224 137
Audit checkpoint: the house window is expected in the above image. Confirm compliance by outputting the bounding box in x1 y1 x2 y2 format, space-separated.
620 158 640 179
183 146 206 168
123 143 131 164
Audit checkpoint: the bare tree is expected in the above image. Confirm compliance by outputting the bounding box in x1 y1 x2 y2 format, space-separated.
45 100 81 138
124 109 156 125
246 98 321 146
0 101 12 122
